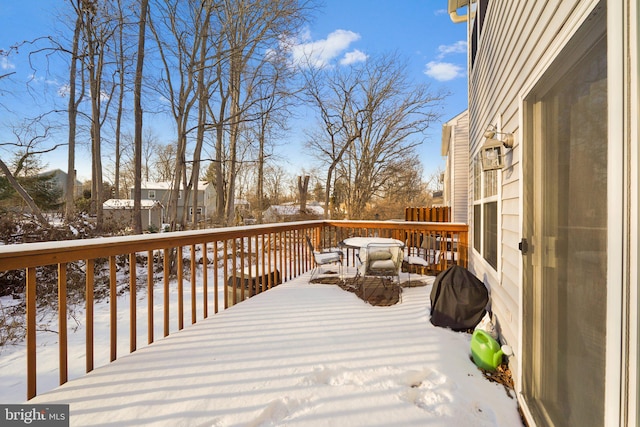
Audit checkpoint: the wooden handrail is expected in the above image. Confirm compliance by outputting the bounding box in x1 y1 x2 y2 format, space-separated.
0 220 467 400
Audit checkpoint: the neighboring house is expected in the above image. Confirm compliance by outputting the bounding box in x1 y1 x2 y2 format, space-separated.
429 190 444 207
263 202 325 223
40 169 83 201
103 199 163 230
132 181 216 223
441 110 469 224
445 1 638 426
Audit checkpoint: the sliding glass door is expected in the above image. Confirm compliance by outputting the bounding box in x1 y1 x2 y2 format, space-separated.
523 5 607 426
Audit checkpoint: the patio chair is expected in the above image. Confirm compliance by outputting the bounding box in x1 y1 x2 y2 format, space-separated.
306 235 343 281
358 242 404 301
403 235 440 284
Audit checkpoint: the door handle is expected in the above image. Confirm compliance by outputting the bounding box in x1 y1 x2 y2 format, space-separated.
519 238 529 255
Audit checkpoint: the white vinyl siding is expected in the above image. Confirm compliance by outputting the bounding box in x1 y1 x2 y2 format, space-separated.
451 112 469 224
442 110 469 224
467 0 603 393
466 0 637 424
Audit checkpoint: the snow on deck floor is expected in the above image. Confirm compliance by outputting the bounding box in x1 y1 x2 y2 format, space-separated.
29 277 522 426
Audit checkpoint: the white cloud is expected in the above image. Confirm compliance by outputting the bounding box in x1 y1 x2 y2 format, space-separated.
424 61 465 81
287 29 362 68
57 84 70 97
1 56 15 70
339 49 368 66
434 9 448 16
28 74 60 88
437 41 467 58
27 73 43 83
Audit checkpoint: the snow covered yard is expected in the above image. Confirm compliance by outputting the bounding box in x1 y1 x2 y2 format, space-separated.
8 273 523 426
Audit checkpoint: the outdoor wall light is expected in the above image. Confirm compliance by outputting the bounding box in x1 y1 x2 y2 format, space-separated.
479 125 514 171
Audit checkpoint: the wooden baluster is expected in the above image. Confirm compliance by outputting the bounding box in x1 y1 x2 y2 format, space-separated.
129 253 136 353
86 259 94 373
26 267 36 400
58 263 68 385
109 256 117 362
147 250 154 344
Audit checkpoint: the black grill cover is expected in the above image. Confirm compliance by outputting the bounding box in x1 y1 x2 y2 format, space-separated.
430 265 489 331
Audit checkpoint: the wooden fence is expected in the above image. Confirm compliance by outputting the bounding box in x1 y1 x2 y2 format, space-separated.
405 207 451 222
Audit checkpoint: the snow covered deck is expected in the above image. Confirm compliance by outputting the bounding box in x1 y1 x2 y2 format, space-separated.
28 274 522 426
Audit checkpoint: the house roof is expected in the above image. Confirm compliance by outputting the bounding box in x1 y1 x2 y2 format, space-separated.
136 181 210 190
266 203 325 217
103 199 162 209
40 169 83 185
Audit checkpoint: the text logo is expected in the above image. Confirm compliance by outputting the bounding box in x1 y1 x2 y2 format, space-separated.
1 405 69 426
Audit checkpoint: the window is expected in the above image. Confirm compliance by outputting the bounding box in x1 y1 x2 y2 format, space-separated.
148 190 155 199
472 156 498 269
470 0 490 68
483 201 497 268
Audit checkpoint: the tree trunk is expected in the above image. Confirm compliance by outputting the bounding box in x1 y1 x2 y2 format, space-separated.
84 8 105 232
114 3 126 201
65 14 82 219
257 130 265 223
298 175 309 213
133 0 149 234
215 122 225 225
191 4 210 229
0 159 49 227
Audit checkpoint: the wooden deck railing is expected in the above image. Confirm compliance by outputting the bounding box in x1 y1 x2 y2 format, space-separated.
0 220 467 400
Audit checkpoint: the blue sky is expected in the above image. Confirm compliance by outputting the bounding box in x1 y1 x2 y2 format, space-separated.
0 0 467 184
286 0 468 181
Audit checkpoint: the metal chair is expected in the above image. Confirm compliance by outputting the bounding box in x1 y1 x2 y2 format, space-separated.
403 235 440 284
306 235 343 281
358 242 403 301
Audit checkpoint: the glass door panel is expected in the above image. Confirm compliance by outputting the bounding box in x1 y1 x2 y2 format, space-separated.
524 27 607 427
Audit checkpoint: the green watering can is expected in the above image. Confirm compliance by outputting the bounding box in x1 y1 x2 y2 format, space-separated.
470 329 512 371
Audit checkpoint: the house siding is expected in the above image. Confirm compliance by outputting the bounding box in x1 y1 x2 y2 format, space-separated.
460 0 638 424
132 182 214 222
468 0 601 393
40 169 83 202
452 112 469 224
442 110 469 224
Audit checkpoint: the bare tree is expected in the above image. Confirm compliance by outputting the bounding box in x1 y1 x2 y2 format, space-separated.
151 142 177 182
107 129 156 198
300 64 366 218
0 120 64 226
426 165 445 193
263 164 289 206
248 56 295 222
65 10 85 218
189 0 214 229
0 160 49 226
112 0 135 201
0 47 17 82
364 155 431 219
210 0 313 225
297 175 309 212
148 0 209 230
75 0 120 231
305 53 447 219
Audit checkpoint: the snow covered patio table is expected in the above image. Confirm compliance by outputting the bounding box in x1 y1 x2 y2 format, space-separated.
28 276 522 426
